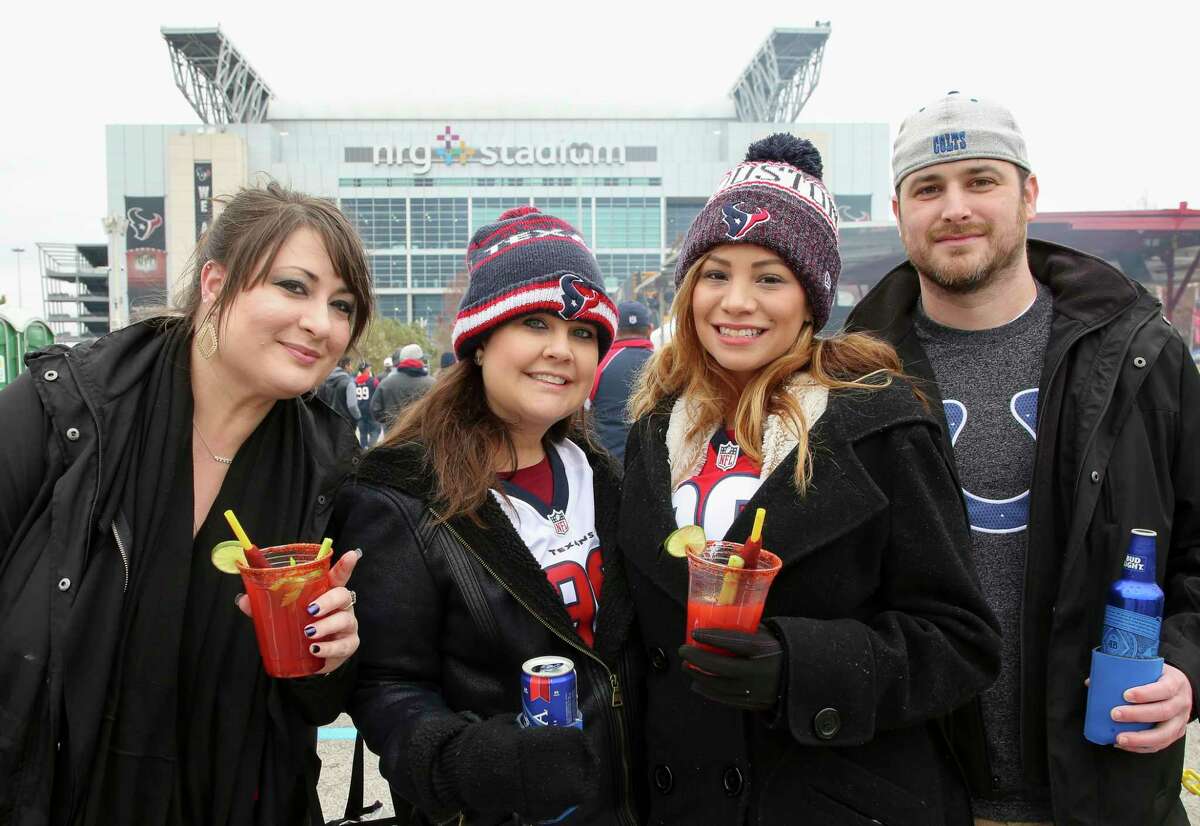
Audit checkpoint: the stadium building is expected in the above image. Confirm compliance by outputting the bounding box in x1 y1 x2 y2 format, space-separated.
64 24 1197 352
99 24 900 341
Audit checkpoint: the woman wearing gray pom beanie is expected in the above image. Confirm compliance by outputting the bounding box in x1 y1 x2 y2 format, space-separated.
618 134 1002 825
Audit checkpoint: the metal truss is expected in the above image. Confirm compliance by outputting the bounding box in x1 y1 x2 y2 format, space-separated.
162 27 273 124
730 26 831 123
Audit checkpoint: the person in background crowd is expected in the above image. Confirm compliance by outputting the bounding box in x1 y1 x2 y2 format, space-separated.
370 343 434 429
847 92 1200 826
0 182 369 825
380 356 394 381
621 134 1000 825
354 361 381 449
319 355 358 425
438 350 456 374
334 206 644 825
587 299 654 462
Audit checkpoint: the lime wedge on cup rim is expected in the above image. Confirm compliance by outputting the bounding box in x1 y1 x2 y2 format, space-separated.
210 540 249 574
664 525 706 558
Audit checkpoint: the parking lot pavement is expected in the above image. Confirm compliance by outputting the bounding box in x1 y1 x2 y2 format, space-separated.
317 714 395 822
317 715 1200 821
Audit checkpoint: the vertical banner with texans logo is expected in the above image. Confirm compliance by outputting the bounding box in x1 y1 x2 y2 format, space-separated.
125 196 167 311
194 163 212 241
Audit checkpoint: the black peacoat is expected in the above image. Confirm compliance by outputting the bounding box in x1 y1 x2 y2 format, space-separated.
619 378 1002 826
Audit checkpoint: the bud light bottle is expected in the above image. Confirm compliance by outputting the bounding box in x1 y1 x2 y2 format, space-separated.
1100 529 1164 659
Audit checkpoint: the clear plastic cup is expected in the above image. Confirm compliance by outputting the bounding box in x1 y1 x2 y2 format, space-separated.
685 541 782 652
238 543 332 677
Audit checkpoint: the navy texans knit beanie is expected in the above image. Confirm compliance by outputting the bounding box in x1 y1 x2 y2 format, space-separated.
453 206 616 359
674 134 841 332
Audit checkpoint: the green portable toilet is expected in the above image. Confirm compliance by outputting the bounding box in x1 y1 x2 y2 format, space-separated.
0 306 56 390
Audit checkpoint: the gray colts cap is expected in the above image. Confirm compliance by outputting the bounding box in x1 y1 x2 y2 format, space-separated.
892 91 1031 188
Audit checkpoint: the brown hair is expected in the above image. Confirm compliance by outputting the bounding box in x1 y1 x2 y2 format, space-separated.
176 181 374 348
630 256 913 493
381 358 593 524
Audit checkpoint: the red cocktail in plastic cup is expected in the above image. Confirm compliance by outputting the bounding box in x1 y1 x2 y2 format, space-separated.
685 541 781 653
237 543 332 677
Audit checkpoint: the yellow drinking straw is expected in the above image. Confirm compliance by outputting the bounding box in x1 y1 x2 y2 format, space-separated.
224 509 253 550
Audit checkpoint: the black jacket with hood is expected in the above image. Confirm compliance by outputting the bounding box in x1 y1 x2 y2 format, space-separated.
331 440 645 826
846 239 1200 825
620 377 1002 826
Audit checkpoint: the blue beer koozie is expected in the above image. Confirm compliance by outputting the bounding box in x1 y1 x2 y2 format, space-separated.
1083 647 1163 745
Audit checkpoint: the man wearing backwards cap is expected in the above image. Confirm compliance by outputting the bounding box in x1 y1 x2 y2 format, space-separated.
848 92 1200 826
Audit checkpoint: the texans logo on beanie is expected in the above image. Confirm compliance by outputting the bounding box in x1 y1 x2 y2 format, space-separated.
675 133 842 332
721 203 771 240
452 206 616 359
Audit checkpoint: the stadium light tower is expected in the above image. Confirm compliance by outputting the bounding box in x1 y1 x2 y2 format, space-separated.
161 27 274 124
730 25 832 123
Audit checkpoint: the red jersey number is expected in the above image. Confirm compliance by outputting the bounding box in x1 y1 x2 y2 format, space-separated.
544 546 604 647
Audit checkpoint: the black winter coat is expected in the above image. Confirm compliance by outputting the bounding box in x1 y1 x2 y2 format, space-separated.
332 441 645 825
0 321 356 826
620 378 1002 826
847 239 1200 826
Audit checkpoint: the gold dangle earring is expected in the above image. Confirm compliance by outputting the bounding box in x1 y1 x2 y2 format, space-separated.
196 317 218 360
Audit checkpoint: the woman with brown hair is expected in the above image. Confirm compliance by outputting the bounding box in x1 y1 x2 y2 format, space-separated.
620 135 1001 825
332 207 644 825
0 182 372 825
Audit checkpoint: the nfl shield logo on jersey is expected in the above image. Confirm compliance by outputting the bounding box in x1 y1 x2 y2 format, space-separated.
715 441 740 472
547 509 570 536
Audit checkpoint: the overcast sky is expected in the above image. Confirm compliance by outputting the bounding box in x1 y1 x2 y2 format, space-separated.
2 0 1196 308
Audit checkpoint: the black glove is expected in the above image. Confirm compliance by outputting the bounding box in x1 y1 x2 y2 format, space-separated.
435 714 599 820
679 626 784 712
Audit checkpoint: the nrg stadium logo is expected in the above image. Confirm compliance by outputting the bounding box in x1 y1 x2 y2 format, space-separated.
372 125 626 175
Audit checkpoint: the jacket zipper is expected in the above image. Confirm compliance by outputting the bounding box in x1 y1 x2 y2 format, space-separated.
432 510 638 826
110 518 129 590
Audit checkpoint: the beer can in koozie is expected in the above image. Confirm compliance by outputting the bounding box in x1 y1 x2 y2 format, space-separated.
521 656 579 727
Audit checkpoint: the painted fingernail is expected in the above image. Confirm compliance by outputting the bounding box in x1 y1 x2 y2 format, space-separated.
310 644 321 654
1112 709 1123 721
355 548 364 559
307 603 320 616
234 593 245 607
304 625 316 637
1117 735 1128 746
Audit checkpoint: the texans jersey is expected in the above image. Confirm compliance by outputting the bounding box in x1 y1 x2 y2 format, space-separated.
492 439 604 647
673 429 763 540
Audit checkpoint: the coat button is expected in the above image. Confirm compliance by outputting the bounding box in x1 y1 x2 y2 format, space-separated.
317 494 328 506
722 766 744 797
650 647 668 671
57 577 72 592
1133 356 1147 369
1090 470 1101 483
43 369 59 381
65 427 81 441
814 707 841 740
652 764 673 794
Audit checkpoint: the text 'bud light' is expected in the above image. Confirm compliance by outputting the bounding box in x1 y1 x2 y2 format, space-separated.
1100 529 1164 659
520 656 581 728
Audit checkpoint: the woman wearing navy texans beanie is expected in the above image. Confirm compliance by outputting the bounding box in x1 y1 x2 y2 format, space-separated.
332 206 645 825
619 134 1001 825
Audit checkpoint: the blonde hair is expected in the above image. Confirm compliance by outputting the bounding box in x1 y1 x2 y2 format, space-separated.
630 256 913 493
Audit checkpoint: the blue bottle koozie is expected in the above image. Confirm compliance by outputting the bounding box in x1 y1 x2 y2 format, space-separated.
1084 529 1165 745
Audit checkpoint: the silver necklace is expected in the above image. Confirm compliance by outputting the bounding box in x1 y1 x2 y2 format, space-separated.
193 422 234 465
